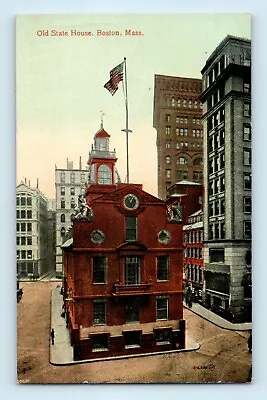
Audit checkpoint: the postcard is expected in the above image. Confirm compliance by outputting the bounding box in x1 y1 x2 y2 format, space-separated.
16 13 252 384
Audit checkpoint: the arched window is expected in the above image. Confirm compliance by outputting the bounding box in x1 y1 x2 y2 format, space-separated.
98 164 112 185
194 157 203 166
61 214 65 223
61 227 66 237
177 156 187 165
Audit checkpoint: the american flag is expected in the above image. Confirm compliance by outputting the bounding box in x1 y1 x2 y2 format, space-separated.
104 61 124 95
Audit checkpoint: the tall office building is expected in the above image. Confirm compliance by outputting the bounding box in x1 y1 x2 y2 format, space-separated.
200 35 251 322
16 181 48 278
55 159 88 277
153 75 203 200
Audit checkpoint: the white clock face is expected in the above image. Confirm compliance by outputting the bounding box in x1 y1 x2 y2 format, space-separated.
124 194 139 210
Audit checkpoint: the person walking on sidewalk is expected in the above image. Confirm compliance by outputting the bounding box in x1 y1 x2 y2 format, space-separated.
51 329 55 345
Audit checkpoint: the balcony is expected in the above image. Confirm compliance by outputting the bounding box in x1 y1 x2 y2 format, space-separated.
112 282 152 296
89 149 117 159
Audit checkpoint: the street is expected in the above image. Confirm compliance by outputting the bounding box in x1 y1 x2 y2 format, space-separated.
17 282 252 383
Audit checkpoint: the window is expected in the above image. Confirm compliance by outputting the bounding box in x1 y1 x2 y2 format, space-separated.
27 237 32 245
61 186 65 195
81 173 86 183
21 223 26 232
71 198 76 209
98 164 112 184
166 155 171 164
125 256 140 284
209 248 225 263
20 197 26 206
156 297 168 320
243 124 251 141
93 300 106 325
93 257 107 284
123 331 141 348
193 171 203 180
91 333 109 351
155 328 171 345
17 237 20 245
177 170 188 180
27 223 32 232
244 221 252 239
244 149 251 166
126 299 140 322
70 172 75 184
27 196 32 206
61 227 66 237
70 187 75 196
27 250 32 259
184 128 188 136
244 102 251 117
16 210 20 219
21 250 26 259
166 169 171 178
244 173 252 190
243 82 251 93
61 199 65 209
20 236 26 245
20 210 26 219
61 214 65 223
194 157 203 166
177 156 187 165
16 197 20 206
125 216 137 241
166 141 171 149
60 172 65 183
157 256 169 281
165 126 171 135
244 197 252 213
166 114 170 122
27 210 32 219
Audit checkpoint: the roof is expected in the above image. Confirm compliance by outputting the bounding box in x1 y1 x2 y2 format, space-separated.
188 209 203 218
183 221 203 230
175 180 201 186
95 127 110 138
169 194 187 198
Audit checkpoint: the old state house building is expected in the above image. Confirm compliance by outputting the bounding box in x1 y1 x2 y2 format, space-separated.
62 125 185 361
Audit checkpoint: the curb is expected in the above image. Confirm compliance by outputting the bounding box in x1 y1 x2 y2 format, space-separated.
49 340 201 366
183 303 252 332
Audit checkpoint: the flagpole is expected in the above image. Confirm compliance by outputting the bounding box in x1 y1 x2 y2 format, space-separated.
122 57 132 184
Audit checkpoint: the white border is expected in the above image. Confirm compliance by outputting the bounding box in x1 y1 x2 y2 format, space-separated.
1 0 266 398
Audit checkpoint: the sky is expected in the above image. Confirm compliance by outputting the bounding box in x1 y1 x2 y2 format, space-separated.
16 13 251 199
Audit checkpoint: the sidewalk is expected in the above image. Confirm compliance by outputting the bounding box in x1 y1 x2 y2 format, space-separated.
49 287 200 366
184 301 252 331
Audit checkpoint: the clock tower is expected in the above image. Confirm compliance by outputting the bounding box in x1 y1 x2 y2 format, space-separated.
87 123 120 186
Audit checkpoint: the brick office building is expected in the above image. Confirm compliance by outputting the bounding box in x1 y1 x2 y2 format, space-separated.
183 210 204 304
62 126 185 361
153 75 203 200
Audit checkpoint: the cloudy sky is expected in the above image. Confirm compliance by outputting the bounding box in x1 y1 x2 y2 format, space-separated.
16 13 251 199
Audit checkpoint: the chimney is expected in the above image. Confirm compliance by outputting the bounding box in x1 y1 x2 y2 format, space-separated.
36 178 39 189
79 156 82 170
25 178 26 184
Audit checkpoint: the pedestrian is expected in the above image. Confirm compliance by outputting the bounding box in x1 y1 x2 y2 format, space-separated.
248 331 252 353
51 328 55 345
